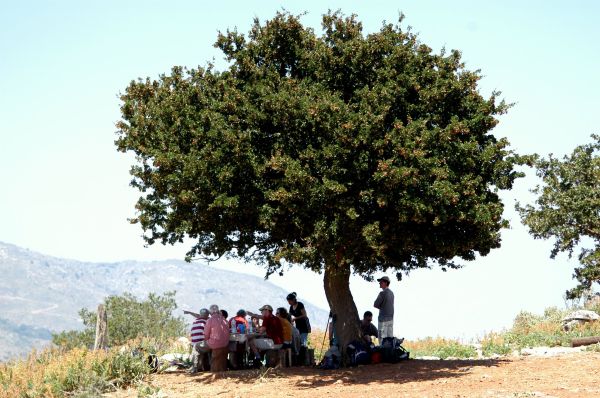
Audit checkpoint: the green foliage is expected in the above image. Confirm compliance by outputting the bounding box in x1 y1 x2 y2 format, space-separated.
116 11 520 278
52 291 187 350
585 343 600 352
429 342 478 359
405 337 477 359
481 306 600 352
517 134 600 298
409 306 600 358
137 382 163 398
0 347 151 397
51 328 95 351
480 334 512 357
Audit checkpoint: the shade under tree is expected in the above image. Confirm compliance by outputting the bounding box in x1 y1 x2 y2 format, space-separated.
116 11 522 353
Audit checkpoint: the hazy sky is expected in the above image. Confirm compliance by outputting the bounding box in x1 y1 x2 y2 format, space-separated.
1 1 599 340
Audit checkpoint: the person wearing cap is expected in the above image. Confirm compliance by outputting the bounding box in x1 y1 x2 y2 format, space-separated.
184 308 210 372
248 305 284 344
185 308 210 344
374 276 395 340
247 304 284 362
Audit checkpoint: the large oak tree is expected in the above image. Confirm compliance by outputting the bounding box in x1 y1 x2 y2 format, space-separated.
518 135 600 299
116 12 521 350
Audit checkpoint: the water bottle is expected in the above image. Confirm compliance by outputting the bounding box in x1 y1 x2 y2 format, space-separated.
231 319 237 333
247 319 253 334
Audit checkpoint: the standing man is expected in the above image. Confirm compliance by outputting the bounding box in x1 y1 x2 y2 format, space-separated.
373 276 394 340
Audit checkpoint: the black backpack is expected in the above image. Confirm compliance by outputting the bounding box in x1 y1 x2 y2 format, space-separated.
380 337 410 363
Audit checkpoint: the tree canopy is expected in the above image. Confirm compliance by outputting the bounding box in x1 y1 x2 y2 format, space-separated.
517 135 600 299
116 11 521 348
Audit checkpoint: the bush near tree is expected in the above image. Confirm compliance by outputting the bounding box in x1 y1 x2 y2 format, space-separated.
116 11 522 351
52 291 187 350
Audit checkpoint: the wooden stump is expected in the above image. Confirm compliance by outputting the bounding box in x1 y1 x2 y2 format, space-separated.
94 304 108 350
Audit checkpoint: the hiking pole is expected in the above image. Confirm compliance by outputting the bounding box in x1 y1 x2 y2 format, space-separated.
317 312 332 364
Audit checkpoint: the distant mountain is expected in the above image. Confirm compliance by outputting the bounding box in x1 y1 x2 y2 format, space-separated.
0 242 329 362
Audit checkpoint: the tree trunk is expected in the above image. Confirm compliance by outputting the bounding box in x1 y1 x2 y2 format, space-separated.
571 336 600 347
323 260 362 362
94 304 108 350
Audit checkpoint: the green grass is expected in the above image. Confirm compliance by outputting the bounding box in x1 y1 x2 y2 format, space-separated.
483 305 600 353
404 337 477 359
407 305 600 358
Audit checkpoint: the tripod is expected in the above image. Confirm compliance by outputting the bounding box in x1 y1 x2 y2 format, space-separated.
317 312 337 364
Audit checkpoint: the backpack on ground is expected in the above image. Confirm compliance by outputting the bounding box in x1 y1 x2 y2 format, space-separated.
318 345 341 370
346 340 370 366
380 337 410 363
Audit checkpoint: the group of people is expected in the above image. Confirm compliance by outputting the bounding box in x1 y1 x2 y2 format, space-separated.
184 292 311 372
184 276 395 372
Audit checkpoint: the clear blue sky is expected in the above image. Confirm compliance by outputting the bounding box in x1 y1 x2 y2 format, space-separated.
1 1 599 340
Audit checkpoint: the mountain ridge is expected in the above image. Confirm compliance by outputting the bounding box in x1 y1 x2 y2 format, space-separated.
0 241 329 361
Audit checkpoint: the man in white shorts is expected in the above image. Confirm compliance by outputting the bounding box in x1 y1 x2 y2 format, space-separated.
373 276 394 340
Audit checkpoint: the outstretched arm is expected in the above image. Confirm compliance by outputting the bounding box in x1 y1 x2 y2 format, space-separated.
183 310 201 319
247 311 263 320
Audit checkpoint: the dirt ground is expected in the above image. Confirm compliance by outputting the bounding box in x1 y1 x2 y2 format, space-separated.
108 351 600 398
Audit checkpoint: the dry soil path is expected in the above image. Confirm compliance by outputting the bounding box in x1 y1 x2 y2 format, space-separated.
107 351 600 398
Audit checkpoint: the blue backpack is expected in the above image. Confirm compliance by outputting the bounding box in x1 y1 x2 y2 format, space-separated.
347 340 370 366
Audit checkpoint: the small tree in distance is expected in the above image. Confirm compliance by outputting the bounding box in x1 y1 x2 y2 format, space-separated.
517 135 600 299
116 11 521 351
52 291 186 350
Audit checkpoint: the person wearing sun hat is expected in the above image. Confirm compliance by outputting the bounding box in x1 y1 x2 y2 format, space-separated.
247 304 284 363
374 275 395 340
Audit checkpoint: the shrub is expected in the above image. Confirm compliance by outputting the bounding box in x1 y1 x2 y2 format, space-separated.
404 337 477 359
0 347 151 398
52 291 187 350
480 332 512 356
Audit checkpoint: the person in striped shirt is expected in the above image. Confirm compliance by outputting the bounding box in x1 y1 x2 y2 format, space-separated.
184 308 209 372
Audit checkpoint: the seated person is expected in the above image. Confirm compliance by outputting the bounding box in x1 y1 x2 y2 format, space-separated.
360 310 379 344
229 309 249 333
184 308 209 372
247 304 284 362
275 307 293 349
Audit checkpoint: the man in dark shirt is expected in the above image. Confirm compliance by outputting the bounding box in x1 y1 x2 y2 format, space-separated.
360 310 379 343
373 275 395 340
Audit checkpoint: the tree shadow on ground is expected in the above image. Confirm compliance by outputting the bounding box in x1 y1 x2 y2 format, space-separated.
181 358 506 387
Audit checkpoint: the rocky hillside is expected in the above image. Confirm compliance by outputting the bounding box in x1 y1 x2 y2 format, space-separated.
0 242 329 361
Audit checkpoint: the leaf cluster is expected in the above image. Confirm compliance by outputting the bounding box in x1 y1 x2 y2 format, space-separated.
517 134 600 298
116 11 521 278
